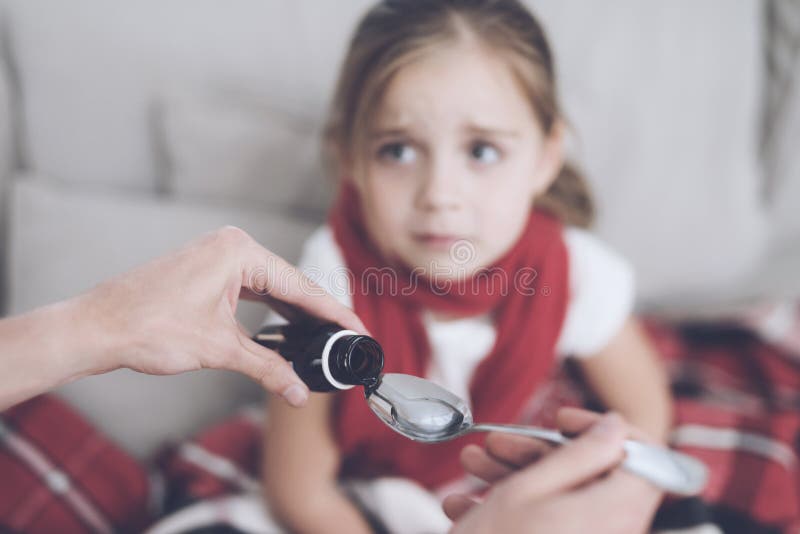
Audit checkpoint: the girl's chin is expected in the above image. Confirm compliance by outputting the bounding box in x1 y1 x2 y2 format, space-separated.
412 235 461 252
402 258 483 281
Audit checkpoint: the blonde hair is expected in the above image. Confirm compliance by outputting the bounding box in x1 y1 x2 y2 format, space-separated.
325 0 594 228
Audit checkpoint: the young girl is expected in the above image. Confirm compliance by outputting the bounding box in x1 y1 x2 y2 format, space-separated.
263 1 672 532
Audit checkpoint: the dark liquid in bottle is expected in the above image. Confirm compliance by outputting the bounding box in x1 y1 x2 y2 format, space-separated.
253 323 384 393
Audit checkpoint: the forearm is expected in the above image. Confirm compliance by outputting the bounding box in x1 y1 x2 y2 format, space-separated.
608 384 672 444
589 371 673 444
263 395 370 533
581 319 673 443
0 297 110 411
263 453 372 533
269 487 372 534
590 358 672 442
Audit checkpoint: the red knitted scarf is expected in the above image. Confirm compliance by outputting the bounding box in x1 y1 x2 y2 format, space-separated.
330 183 569 489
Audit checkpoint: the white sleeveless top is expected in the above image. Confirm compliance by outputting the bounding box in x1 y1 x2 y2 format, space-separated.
271 225 634 403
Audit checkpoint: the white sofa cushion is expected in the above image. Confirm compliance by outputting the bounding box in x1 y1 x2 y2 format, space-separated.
0 2 13 310
36 0 767 314
7 175 317 458
161 88 332 219
764 0 800 241
529 0 767 310
4 0 373 193
0 18 10 184
732 0 800 305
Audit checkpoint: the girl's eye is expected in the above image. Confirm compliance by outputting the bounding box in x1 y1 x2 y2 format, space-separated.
470 142 500 164
378 142 417 164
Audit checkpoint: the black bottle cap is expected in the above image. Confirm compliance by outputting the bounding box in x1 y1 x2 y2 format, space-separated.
330 335 384 387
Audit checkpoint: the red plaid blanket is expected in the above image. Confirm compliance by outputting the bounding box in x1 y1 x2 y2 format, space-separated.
155 323 800 533
650 323 800 533
0 396 152 533
3 322 799 533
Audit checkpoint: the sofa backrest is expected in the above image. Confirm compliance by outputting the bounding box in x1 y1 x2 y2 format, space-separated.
0 16 9 182
3 0 372 195
3 0 798 460
0 0 14 312
2 0 771 311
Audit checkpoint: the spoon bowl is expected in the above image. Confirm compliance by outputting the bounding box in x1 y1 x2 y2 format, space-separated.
366 373 708 496
367 373 471 441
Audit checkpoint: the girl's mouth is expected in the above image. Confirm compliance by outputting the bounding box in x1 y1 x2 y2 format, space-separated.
412 233 462 251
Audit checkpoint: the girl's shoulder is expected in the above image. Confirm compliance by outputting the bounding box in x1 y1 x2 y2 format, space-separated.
297 225 352 308
299 225 342 268
558 227 635 357
562 227 633 282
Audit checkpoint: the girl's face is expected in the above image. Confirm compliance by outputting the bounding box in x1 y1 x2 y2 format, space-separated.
353 40 563 278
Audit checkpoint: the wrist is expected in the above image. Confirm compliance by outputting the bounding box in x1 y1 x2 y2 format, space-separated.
289 491 371 534
0 297 117 410
55 293 122 381
623 473 665 509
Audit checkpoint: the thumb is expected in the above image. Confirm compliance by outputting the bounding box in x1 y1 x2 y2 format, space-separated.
442 494 481 521
499 412 627 501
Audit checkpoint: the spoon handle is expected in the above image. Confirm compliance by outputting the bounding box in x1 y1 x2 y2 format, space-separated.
469 423 567 444
467 423 707 496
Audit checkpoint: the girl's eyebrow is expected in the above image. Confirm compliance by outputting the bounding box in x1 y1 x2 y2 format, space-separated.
368 123 521 139
368 126 415 139
465 124 521 139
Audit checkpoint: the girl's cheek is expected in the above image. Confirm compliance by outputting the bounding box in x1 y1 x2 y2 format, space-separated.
365 177 402 208
361 182 409 232
376 175 419 210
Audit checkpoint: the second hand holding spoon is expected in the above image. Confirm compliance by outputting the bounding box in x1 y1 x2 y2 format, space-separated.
365 373 707 496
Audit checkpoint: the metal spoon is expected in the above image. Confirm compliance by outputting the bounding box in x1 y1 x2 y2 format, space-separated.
365 373 708 496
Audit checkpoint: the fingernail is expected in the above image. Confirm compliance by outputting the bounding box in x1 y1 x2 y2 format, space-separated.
282 384 309 407
590 412 622 437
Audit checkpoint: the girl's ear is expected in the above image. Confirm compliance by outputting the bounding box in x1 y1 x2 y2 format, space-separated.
342 168 365 193
341 155 369 194
533 120 566 196
325 137 354 183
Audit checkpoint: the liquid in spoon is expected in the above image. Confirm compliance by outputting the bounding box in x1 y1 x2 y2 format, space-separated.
367 375 466 440
391 398 464 436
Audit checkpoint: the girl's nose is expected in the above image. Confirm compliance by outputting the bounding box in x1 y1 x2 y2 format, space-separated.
416 159 461 212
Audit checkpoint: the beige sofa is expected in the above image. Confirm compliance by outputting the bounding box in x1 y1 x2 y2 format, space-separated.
0 0 798 461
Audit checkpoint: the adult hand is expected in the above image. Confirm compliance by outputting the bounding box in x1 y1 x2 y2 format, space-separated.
0 226 367 410
445 409 663 534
